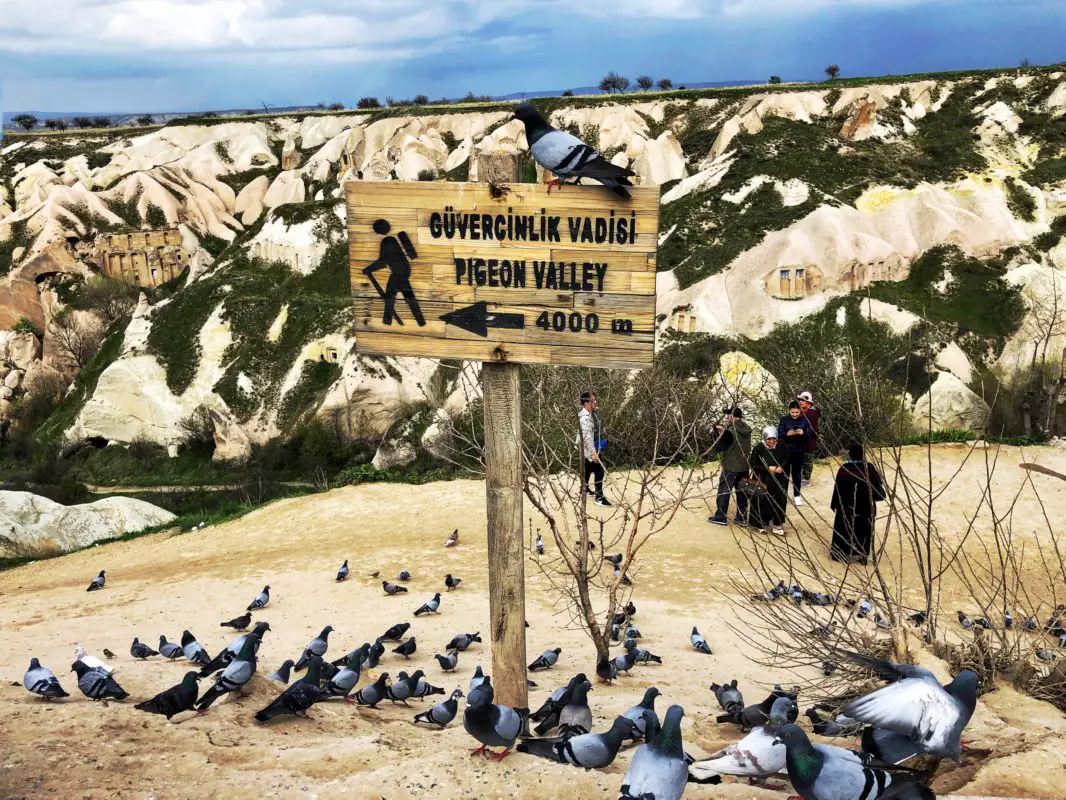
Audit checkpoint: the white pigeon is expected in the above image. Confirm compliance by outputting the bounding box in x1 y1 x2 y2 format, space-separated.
75 646 114 674
689 696 794 784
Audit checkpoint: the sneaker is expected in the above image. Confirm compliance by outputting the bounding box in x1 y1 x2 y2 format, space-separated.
793 495 804 507
801 479 811 488
733 518 748 528
595 496 612 507
707 514 728 526
771 527 786 537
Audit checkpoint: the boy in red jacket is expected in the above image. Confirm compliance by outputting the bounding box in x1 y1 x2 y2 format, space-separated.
798 391 821 486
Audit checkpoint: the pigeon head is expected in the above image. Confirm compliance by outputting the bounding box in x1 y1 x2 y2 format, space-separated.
452 689 465 699
552 647 562 655
181 630 195 645
658 705 685 756
641 686 661 707
769 696 795 724
75 646 87 659
514 103 551 140
70 660 90 676
99 570 105 576
29 657 41 670
948 669 980 708
263 585 270 591
321 625 334 637
182 671 201 684
252 622 271 634
410 669 425 682
771 722 808 748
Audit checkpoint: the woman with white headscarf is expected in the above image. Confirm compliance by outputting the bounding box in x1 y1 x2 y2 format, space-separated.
747 425 788 535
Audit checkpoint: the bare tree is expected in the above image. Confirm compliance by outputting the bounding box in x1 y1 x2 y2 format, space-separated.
44 119 68 131
657 78 673 91
769 75 783 85
78 276 140 327
357 97 381 109
636 75 654 91
825 64 841 80
13 114 38 131
599 72 631 94
48 307 103 372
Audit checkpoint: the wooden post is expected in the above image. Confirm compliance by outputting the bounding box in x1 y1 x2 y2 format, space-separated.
476 153 528 714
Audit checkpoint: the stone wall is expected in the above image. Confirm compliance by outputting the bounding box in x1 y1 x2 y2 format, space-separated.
95 229 188 288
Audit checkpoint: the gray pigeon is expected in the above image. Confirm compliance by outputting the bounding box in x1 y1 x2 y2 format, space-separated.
445 574 462 591
130 637 159 659
247 585 270 611
365 639 385 669
622 687 661 741
435 651 459 672
805 708 863 737
718 686 797 731
269 659 296 684
388 669 427 704
957 610 974 629
181 630 211 666
135 671 200 719
336 560 349 581
414 593 441 616
619 705 688 800
71 659 128 701
414 688 464 728
597 656 618 684
463 677 524 760
397 570 412 581
199 621 270 677
158 635 183 660
711 679 744 716
220 612 252 631
612 649 637 676
383 580 408 595
195 632 259 710
773 724 934 800
380 622 411 642
322 651 364 701
412 673 446 700
690 696 794 783
529 647 561 671
842 651 978 762
295 625 334 670
23 658 69 699
558 679 594 735
518 715 638 767
624 639 663 665
514 103 635 198
86 570 105 591
255 656 325 722
690 626 712 655
446 632 481 651
393 637 417 659
353 672 390 708
532 673 588 735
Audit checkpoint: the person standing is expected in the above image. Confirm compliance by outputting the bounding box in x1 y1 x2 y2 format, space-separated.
748 426 788 536
830 443 887 565
778 400 812 506
579 392 610 507
708 407 752 526
797 391 822 487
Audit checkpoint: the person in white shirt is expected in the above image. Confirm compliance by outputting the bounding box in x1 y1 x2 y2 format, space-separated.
578 392 610 506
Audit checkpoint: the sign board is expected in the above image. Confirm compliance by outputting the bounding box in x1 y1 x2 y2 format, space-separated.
347 182 660 369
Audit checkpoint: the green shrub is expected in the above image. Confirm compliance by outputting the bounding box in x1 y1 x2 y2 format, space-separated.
145 204 167 228
1005 177 1037 222
12 317 43 339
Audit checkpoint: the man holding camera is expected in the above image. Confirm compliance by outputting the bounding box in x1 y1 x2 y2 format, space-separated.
708 406 752 526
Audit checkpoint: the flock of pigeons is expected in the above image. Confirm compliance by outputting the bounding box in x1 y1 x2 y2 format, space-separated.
21 559 1004 800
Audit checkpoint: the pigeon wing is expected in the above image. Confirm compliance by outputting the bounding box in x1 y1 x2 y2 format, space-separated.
530 129 588 173
844 679 958 754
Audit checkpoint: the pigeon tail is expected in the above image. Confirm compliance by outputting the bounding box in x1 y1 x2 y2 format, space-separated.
515 738 564 762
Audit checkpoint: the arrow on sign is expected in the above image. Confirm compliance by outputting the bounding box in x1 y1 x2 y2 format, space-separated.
441 302 526 338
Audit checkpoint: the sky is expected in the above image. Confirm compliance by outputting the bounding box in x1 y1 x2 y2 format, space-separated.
0 0 1063 114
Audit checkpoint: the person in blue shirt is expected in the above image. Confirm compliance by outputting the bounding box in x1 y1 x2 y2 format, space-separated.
778 400 812 506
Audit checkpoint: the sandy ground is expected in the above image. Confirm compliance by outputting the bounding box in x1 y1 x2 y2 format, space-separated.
2 444 1066 799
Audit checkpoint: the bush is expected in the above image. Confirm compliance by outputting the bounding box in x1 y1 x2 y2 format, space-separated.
562 90 574 97
657 78 673 91
86 152 111 170
73 116 93 128
769 75 783 84
413 94 429 105
825 64 841 80
12 317 43 339
43 119 68 131
145 204 167 229
91 116 111 128
357 97 381 109
416 168 437 181
1005 177 1037 222
636 75 654 91
328 102 345 111
12 114 38 131
136 114 155 126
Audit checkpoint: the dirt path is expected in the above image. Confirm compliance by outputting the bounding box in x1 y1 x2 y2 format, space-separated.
2 445 1066 798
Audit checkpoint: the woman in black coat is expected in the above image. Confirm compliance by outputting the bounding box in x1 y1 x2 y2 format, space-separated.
747 426 789 535
830 443 887 565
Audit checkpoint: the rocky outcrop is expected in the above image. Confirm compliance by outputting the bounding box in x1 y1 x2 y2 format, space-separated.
0 491 176 558
912 372 990 432
713 351 780 426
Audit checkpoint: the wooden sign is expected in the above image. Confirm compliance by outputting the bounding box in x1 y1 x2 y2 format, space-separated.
347 182 660 369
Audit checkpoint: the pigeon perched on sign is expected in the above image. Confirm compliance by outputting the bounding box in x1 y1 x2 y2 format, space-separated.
256 656 325 722
514 103 635 198
463 677 524 760
414 688 464 728
130 637 159 660
220 612 252 631
773 724 934 800
158 635 183 660
269 659 296 684
353 672 391 708
690 696 795 784
180 631 211 667
529 647 561 672
414 593 441 616
71 660 129 701
336 560 349 582
86 570 105 591
383 581 408 596
619 705 688 800
690 626 712 655
444 574 462 591
24 658 69 699
841 650 978 762
135 671 200 720
295 626 334 671
446 632 481 651
247 586 270 611
195 632 260 710
518 715 638 767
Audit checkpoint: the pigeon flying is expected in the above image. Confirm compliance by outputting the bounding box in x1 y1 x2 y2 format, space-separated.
87 570 105 591
528 647 562 672
336 560 349 582
691 626 712 655
414 593 441 616
24 658 69 699
72 660 129 701
130 637 159 659
619 705 688 800
414 688 464 728
514 103 635 198
220 612 252 631
247 586 270 611
135 671 200 720
295 625 334 671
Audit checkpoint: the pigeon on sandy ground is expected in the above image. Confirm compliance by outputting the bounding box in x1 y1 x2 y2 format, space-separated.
445 529 459 547
518 715 638 767
180 631 210 667
135 671 200 720
336 560 349 582
435 651 459 672
383 581 408 595
220 612 251 631
74 646 113 674
295 626 334 671
269 659 295 684
158 635 183 660
464 677 524 760
621 687 661 741
86 570 105 591
414 688 464 728
23 658 69 699
256 656 325 722
71 660 128 701
690 696 795 784
195 633 260 710
130 637 159 659
247 586 270 611
691 627 712 655
446 632 481 651
353 672 390 708
619 705 688 800
528 647 561 672
414 593 441 616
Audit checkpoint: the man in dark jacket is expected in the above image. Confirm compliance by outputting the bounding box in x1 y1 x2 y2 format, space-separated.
797 391 821 486
708 407 752 526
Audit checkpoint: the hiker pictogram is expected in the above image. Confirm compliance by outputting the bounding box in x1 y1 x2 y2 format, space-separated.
362 219 426 327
